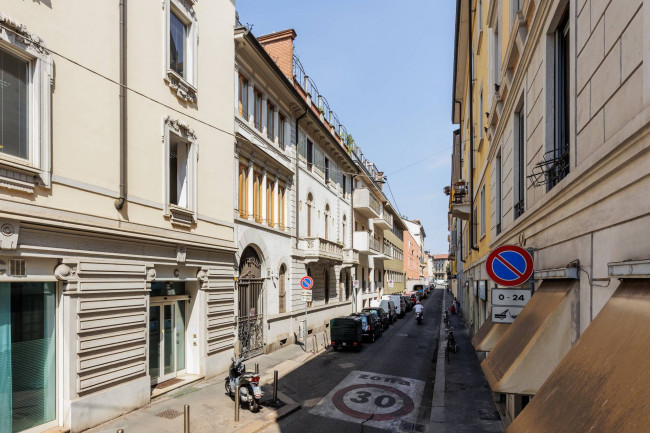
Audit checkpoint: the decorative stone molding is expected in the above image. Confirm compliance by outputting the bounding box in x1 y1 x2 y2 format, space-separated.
169 206 196 228
146 268 157 282
197 267 209 283
164 71 197 103
0 12 48 55
176 245 187 263
164 115 197 142
54 263 77 281
0 219 19 250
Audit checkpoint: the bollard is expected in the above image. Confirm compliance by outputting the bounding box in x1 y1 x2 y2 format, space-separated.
184 404 190 433
273 370 279 404
117 430 124 433
312 334 317 353
255 363 259 374
234 385 240 422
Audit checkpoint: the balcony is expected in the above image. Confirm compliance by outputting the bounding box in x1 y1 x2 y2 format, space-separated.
373 211 393 231
343 248 360 265
353 188 380 218
300 237 343 264
450 181 471 220
353 231 384 256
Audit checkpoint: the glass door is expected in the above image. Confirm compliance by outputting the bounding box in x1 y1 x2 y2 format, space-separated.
149 300 186 385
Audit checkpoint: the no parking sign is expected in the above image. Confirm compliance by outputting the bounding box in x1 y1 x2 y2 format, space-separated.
486 245 533 287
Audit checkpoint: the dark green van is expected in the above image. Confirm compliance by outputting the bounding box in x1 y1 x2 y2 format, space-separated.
330 316 363 351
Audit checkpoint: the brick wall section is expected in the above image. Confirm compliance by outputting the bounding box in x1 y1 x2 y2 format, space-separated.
258 29 297 79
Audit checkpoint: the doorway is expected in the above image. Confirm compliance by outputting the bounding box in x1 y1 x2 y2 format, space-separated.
237 247 264 360
149 282 188 385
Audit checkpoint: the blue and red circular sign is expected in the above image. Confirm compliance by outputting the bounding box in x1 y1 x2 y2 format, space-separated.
300 276 314 290
486 245 533 287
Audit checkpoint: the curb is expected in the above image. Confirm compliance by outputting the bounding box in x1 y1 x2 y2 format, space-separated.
429 292 447 433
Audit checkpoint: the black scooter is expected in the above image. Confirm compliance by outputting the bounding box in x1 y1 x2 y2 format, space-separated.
416 311 423 325
225 357 263 412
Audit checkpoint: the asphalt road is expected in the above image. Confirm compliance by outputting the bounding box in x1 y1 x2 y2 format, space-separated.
271 290 443 433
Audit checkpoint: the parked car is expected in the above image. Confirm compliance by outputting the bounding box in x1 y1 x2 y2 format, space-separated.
370 299 397 323
351 312 382 342
382 294 406 317
330 316 363 351
362 307 390 330
412 284 427 299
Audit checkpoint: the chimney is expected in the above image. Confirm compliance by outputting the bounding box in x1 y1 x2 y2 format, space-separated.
257 29 297 79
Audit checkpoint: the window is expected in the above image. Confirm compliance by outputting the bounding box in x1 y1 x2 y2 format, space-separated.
278 266 286 313
472 207 478 246
238 75 248 119
314 146 325 178
253 172 263 223
549 11 570 189
342 215 347 247
278 185 286 230
496 151 502 235
325 204 330 240
266 179 274 227
0 49 28 160
0 22 53 191
306 193 313 236
307 139 313 170
480 185 486 237
164 0 197 102
254 90 262 131
479 88 484 140
514 107 525 219
279 114 286 150
493 19 501 87
267 102 275 140
342 175 347 198
325 158 330 183
478 0 483 32
169 11 186 77
238 164 248 218
511 0 521 28
164 116 197 226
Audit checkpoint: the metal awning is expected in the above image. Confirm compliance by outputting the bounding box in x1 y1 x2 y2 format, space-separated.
507 279 650 433
472 320 509 352
481 279 578 395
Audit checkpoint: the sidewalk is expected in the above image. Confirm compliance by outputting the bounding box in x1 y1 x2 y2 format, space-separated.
87 341 326 433
429 289 503 433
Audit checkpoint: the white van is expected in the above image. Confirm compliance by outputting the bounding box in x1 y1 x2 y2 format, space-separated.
382 295 405 317
370 299 397 323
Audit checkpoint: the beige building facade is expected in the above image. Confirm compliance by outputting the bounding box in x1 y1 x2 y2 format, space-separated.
0 1 237 431
450 0 650 429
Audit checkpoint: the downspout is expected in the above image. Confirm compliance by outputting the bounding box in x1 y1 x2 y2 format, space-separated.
294 110 308 248
114 0 127 210
455 99 467 265
468 0 479 252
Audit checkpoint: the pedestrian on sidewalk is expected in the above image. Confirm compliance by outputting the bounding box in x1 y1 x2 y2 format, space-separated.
452 298 458 315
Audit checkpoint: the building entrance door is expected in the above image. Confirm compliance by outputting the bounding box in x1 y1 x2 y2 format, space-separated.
237 247 264 360
149 282 188 385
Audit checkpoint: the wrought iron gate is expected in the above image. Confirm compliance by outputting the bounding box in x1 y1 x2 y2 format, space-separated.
237 248 264 359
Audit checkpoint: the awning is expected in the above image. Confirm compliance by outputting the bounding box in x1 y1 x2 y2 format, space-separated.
472 320 509 352
481 279 577 395
507 280 650 433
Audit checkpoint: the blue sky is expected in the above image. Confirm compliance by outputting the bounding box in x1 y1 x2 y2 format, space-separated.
236 0 457 254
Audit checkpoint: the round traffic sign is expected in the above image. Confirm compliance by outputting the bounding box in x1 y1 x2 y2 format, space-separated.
486 245 533 287
300 276 314 290
331 383 414 421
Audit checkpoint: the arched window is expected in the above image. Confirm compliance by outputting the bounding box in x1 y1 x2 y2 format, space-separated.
278 265 286 313
307 193 313 237
324 268 330 304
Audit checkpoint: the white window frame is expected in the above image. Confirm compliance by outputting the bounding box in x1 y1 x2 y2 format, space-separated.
0 15 52 192
163 115 198 227
163 0 198 103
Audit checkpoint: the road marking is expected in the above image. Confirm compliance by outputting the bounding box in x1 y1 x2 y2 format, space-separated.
309 370 425 430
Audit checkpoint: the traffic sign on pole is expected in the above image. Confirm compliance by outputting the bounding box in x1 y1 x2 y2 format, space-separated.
486 245 533 287
353 280 360 289
300 276 314 290
492 288 532 307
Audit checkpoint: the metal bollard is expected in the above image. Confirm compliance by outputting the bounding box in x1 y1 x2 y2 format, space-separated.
234 385 240 422
255 363 259 374
273 370 279 404
184 404 190 433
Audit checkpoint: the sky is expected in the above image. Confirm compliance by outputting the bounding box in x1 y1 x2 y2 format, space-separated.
236 0 458 254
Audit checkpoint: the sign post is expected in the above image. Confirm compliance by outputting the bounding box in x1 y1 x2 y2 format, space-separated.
486 245 534 323
300 276 314 342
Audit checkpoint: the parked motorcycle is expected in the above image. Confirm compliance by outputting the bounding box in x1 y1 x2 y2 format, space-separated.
225 357 263 412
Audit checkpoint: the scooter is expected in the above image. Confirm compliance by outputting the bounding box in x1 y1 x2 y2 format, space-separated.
416 311 423 325
225 357 263 412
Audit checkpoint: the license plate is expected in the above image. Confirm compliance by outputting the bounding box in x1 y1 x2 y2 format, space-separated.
342 342 347 346
253 386 262 398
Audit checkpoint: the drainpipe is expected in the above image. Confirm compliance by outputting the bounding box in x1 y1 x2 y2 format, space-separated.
468 0 479 252
294 110 308 248
114 0 127 210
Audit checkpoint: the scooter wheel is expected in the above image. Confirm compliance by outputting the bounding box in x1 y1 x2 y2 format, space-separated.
250 397 259 413
225 380 231 396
